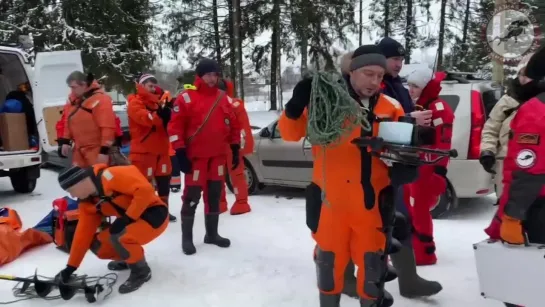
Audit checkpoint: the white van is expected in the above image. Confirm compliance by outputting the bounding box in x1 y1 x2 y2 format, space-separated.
0 45 82 193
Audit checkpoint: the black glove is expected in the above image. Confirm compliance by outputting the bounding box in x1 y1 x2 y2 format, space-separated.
109 215 134 234
388 163 419 186
165 99 175 109
55 265 76 283
57 138 70 158
479 151 496 174
175 148 192 174
231 144 240 170
285 77 312 119
157 106 171 129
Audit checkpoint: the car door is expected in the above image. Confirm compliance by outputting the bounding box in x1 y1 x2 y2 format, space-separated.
257 121 313 182
32 50 83 152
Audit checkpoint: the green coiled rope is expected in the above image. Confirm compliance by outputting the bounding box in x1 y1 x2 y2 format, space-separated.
306 71 372 146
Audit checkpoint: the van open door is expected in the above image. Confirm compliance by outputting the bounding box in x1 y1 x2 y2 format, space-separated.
33 51 83 152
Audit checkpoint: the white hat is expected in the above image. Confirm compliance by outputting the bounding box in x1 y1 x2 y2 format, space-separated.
138 74 157 84
407 67 434 88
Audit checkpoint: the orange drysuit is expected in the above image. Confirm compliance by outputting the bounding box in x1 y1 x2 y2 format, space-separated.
127 84 172 207
67 164 168 268
60 82 117 167
278 93 404 302
219 80 253 215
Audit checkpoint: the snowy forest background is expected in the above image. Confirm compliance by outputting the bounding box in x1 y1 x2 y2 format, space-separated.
0 0 543 109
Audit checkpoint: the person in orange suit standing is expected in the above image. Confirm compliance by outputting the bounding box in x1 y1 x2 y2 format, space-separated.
217 78 253 215
127 74 176 222
56 71 117 167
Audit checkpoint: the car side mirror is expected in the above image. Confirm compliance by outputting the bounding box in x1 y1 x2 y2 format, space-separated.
260 127 271 138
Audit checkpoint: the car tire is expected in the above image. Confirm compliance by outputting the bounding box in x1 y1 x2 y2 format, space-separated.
10 168 37 193
430 180 457 219
226 158 261 195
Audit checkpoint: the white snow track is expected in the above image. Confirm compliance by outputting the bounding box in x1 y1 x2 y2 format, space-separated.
0 170 501 306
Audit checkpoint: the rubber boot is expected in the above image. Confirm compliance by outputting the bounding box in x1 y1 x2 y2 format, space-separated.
203 214 231 247
359 290 394 307
160 195 177 223
219 183 229 214
181 216 197 255
342 261 358 298
107 260 129 271
118 260 152 294
390 245 442 298
319 292 341 307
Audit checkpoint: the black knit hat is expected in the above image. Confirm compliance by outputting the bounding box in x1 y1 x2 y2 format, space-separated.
349 45 387 71
195 58 221 77
377 37 405 59
58 166 93 190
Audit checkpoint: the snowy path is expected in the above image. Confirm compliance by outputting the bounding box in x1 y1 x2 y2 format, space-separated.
0 170 503 306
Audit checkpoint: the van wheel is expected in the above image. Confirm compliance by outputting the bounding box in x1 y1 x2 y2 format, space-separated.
10 168 37 193
226 159 261 195
431 181 457 219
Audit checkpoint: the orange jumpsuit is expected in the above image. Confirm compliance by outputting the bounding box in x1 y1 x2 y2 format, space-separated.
67 164 169 268
127 84 172 206
61 82 117 167
278 94 404 301
219 80 254 215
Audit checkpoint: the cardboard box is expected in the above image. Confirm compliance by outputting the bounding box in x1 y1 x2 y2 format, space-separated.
474 239 545 306
0 113 29 151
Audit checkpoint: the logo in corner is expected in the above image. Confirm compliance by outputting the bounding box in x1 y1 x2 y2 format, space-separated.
483 2 540 63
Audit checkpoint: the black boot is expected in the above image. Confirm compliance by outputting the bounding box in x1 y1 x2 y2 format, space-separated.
118 260 152 294
169 213 177 222
107 260 129 271
203 214 230 247
181 216 197 255
342 261 358 298
319 292 341 307
390 245 442 298
359 290 394 307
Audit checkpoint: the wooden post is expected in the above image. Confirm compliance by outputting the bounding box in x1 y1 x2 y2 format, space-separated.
492 0 505 84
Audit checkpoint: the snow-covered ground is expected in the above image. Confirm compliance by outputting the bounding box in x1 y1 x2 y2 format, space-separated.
0 169 504 306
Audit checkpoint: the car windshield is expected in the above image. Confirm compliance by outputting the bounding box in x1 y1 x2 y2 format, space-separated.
115 111 129 128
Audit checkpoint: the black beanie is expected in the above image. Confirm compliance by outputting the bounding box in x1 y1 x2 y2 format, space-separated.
377 37 405 59
349 45 387 71
195 58 220 77
58 166 93 190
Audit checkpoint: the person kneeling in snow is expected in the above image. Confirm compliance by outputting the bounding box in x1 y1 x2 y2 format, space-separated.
55 164 169 294
405 68 454 265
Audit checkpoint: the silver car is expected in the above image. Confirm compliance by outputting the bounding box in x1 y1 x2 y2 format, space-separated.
228 76 499 218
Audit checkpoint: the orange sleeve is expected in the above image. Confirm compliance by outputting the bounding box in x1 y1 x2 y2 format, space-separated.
67 203 102 268
61 102 73 140
92 95 117 147
278 109 308 142
127 95 162 128
104 165 159 220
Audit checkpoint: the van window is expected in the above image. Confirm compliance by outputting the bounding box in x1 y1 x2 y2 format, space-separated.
482 89 500 118
0 53 29 105
438 95 460 112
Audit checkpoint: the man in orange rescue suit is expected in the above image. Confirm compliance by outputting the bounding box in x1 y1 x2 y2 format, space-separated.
54 164 168 294
217 78 253 215
127 74 177 222
57 71 117 167
278 45 418 307
168 58 241 255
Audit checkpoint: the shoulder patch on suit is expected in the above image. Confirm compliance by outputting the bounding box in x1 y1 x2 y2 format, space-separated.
381 95 402 109
516 133 540 145
516 149 536 168
182 92 191 103
434 102 444 111
433 117 443 126
90 100 100 108
227 96 233 104
233 100 240 107
102 169 114 181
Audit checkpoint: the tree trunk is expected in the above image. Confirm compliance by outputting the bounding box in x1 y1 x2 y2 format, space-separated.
436 0 447 70
212 0 222 68
277 15 283 111
299 0 309 74
234 0 244 99
269 0 280 110
404 0 413 63
384 0 391 37
461 0 470 44
227 0 237 82
358 0 363 46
